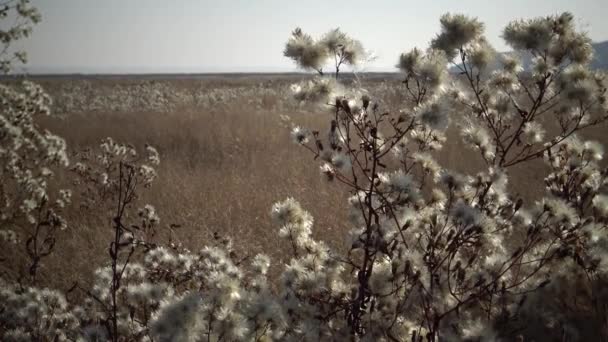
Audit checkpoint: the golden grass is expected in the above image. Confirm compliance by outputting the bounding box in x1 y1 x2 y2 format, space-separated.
35 85 346 288
29 75 608 294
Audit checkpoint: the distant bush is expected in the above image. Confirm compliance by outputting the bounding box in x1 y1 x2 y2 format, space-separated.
1 4 608 342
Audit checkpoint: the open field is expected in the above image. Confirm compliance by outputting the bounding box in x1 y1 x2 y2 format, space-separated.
5 1 608 339
4 70 608 341
19 73 607 291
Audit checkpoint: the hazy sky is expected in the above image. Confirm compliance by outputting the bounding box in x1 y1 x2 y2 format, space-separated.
17 0 608 73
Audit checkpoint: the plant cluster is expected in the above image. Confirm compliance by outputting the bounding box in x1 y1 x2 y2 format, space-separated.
2 6 608 342
46 78 409 116
0 0 68 284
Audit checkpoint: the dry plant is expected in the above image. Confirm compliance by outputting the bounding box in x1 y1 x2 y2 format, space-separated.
2 3 608 342
0 0 69 286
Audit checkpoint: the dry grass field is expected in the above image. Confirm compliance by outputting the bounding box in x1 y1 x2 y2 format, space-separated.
22 73 607 293
4 2 608 339
30 75 352 290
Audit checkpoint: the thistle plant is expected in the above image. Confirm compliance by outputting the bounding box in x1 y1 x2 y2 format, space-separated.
282 12 608 340
0 0 70 284
70 138 161 341
0 277 81 341
284 27 370 78
2 6 608 342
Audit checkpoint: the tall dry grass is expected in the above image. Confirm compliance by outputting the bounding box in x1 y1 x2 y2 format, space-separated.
31 75 607 293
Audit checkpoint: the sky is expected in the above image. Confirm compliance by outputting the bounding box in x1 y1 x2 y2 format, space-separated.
15 0 608 74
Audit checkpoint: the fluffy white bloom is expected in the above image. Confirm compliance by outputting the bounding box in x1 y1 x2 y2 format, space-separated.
583 141 604 161
540 197 579 226
503 16 553 51
501 54 523 74
413 152 441 175
558 64 599 105
138 164 157 184
398 49 449 94
488 92 512 115
138 204 160 225
488 70 519 91
415 96 450 131
532 56 550 76
513 209 533 227
320 28 366 66
146 144 160 165
290 126 310 144
468 39 495 69
379 170 419 201
270 198 313 229
290 77 337 104
460 120 495 159
0 81 70 233
284 28 328 71
330 152 351 173
0 229 18 244
251 254 271 275
437 170 467 190
0 281 80 340
431 13 485 59
319 162 335 181
150 293 203 342
593 194 608 218
522 121 546 144
451 200 481 227
397 48 422 73
145 247 177 269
